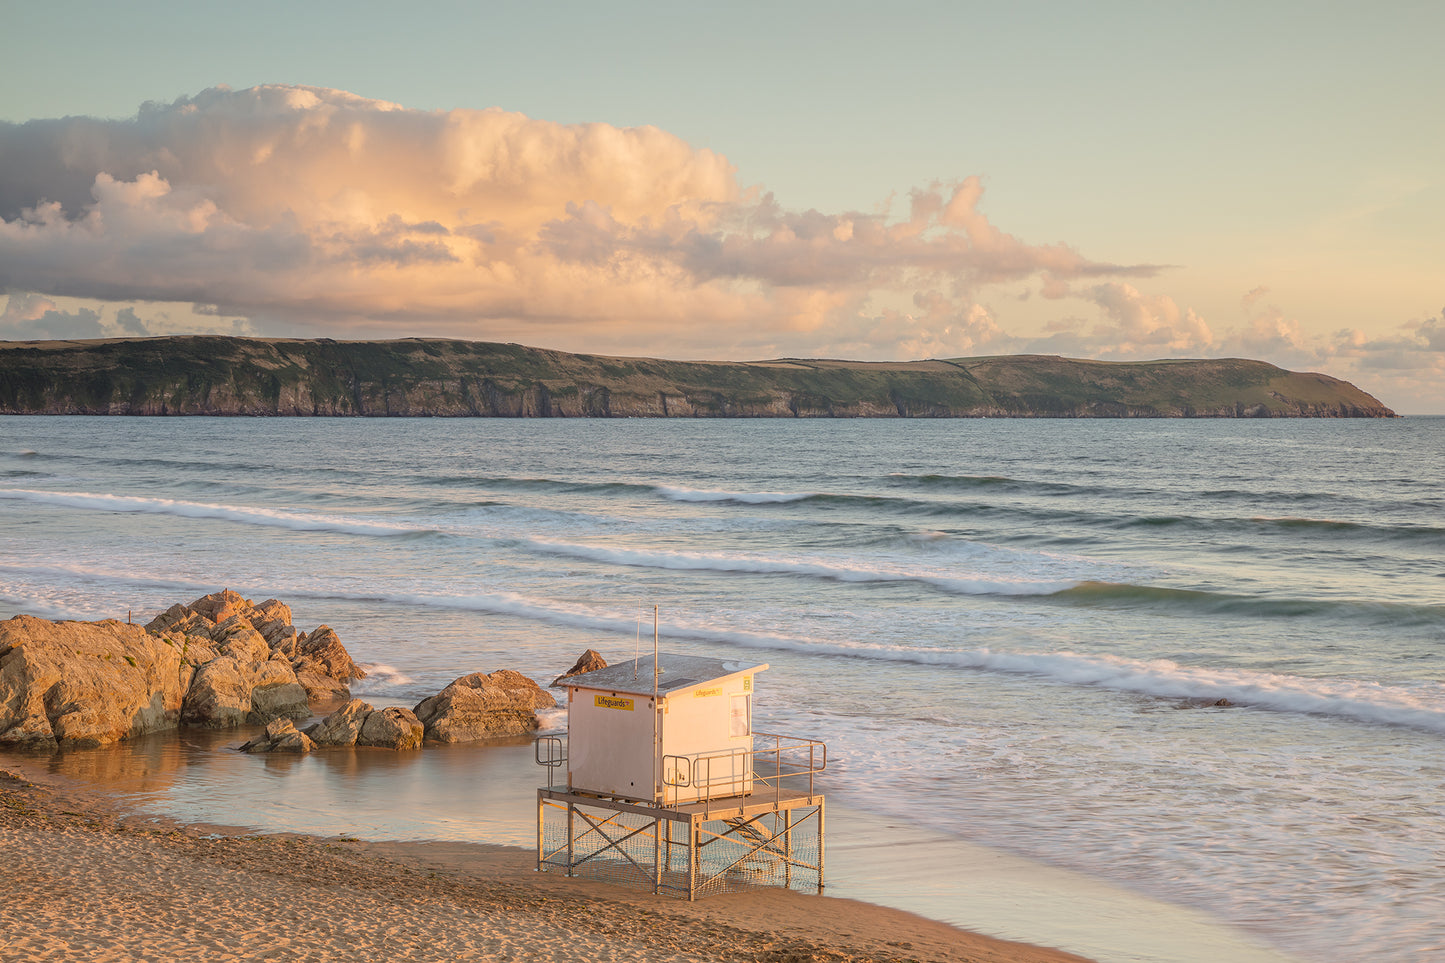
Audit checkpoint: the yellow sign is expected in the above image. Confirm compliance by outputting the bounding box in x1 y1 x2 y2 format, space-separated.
594 694 634 711
742 676 752 692
693 686 723 698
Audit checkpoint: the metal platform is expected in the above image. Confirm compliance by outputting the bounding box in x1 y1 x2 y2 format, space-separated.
535 732 827 900
537 786 825 900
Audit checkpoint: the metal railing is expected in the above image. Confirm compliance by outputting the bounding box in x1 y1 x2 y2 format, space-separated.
534 734 566 790
663 732 826 814
535 731 826 812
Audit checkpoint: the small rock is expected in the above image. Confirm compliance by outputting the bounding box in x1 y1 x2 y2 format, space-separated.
294 626 365 683
306 699 374 747
553 648 607 687
414 670 556 743
357 706 424 750
241 718 316 753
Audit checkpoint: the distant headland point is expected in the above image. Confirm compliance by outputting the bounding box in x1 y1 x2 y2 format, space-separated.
0 336 1396 418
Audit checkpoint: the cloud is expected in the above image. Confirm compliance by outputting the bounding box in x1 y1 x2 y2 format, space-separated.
0 84 1160 354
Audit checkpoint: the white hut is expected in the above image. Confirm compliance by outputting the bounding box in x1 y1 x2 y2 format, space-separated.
559 653 767 805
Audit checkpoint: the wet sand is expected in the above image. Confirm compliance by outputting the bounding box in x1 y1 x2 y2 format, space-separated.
0 730 1300 963
0 763 1088 963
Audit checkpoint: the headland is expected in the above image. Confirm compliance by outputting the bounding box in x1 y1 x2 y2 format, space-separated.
0 336 1395 417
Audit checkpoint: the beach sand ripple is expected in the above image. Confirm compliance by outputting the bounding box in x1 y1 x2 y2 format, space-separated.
0 769 1088 963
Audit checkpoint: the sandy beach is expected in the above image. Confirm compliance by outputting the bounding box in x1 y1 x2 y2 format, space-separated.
0 764 1090 963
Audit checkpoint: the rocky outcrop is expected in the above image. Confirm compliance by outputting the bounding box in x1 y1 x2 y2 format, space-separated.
552 649 607 687
0 591 365 750
149 590 363 713
0 615 209 749
413 670 557 743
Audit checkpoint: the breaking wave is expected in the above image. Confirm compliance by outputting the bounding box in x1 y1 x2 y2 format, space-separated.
521 538 1078 596
0 489 429 537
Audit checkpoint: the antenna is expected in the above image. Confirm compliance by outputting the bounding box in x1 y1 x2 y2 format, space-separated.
634 606 643 681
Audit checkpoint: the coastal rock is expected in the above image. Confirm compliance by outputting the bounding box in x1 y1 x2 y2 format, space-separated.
148 591 363 694
357 706 424 750
552 649 607 687
0 615 200 750
1 595 363 750
413 670 557 743
305 699 373 747
240 718 316 753
248 662 312 722
180 657 310 728
212 617 271 664
293 626 365 685
295 671 355 713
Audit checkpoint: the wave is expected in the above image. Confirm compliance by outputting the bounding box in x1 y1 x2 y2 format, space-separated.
656 485 814 504
1051 581 1445 626
8 559 1441 735
0 488 430 537
522 538 1079 596
424 473 646 496
1252 515 1445 542
310 587 1445 735
887 472 1123 498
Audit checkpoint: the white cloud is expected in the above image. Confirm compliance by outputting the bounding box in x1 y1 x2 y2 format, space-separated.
0 84 1158 355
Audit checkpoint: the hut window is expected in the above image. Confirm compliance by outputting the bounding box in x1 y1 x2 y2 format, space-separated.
730 694 751 737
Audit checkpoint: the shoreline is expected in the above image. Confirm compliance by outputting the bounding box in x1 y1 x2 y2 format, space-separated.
0 761 1089 963
0 737 1302 963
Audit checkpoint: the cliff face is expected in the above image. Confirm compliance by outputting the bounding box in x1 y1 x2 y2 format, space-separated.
0 336 1396 418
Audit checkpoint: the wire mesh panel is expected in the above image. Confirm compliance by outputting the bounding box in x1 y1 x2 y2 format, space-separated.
539 799 667 891
692 808 823 898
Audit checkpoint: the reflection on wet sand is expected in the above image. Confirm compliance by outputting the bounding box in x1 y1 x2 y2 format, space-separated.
6 721 543 847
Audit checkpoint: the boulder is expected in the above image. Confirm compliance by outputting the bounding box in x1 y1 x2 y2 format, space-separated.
306 699 374 747
247 661 312 722
253 599 294 644
552 648 607 687
240 718 316 753
181 657 251 728
0 615 201 750
413 670 556 743
295 670 353 712
181 657 310 728
293 625 365 683
187 588 253 626
357 706 424 750
212 616 270 663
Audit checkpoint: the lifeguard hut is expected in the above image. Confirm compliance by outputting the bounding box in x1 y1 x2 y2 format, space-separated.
536 650 826 899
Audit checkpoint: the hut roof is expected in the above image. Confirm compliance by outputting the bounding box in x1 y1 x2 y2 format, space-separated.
562 653 768 698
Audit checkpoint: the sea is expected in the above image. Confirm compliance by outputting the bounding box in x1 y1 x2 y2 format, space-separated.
1 415 1441 962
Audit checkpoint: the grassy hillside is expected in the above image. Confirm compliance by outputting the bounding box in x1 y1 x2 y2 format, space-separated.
0 336 1395 418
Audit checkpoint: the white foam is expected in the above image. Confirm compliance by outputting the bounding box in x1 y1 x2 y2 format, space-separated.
295 583 1445 735
0 488 425 537
355 663 415 689
656 485 812 504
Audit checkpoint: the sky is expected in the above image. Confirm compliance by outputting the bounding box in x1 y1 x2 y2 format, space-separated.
1 1 1441 412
